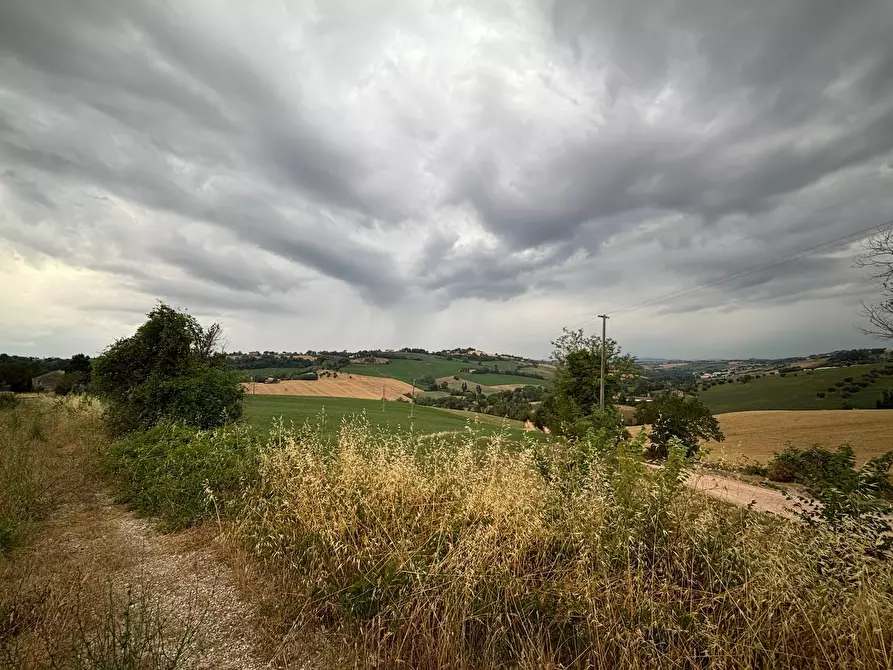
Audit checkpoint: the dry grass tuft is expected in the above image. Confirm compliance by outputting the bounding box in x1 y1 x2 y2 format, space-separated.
235 417 893 669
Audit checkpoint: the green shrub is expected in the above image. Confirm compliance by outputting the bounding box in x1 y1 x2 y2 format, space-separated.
816 392 825 398
766 444 859 486
841 400 855 410
93 304 243 434
635 394 723 458
101 421 262 529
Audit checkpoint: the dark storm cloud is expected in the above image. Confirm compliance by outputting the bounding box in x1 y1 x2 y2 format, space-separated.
0 0 408 306
1 0 892 339
453 0 893 255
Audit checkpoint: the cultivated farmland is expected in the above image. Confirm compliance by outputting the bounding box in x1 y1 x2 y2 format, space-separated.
233 367 314 381
242 373 414 400
706 409 893 464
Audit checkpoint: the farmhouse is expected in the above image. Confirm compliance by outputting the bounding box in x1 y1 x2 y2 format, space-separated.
31 369 66 391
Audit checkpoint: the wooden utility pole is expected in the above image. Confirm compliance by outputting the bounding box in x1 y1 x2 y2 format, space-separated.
598 315 609 411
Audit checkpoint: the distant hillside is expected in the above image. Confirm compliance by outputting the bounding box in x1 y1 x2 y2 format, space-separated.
697 364 893 412
342 353 549 387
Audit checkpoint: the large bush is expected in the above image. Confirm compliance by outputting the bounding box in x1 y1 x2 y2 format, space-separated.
93 304 243 434
101 421 262 529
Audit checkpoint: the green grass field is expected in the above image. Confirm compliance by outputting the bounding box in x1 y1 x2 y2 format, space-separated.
697 364 893 412
244 395 531 438
518 364 555 379
342 354 537 385
462 373 547 387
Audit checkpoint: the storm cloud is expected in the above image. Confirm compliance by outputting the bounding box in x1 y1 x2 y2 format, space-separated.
2 0 892 358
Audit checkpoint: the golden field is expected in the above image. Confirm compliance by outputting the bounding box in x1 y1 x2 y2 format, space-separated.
707 409 893 463
242 373 414 400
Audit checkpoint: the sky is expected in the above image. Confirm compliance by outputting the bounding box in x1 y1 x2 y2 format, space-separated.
2 0 893 361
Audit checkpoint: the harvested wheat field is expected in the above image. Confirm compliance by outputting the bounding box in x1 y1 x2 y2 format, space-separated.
708 410 893 464
243 373 414 400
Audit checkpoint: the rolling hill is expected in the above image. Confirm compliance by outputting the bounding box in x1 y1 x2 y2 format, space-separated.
697 364 893 412
342 354 548 387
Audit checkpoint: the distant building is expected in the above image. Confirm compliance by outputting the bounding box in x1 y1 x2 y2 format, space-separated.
32 369 66 391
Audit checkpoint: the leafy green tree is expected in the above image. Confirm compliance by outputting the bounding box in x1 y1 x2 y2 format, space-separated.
54 372 86 396
93 303 243 433
635 394 724 458
0 360 40 392
535 327 638 437
66 353 92 376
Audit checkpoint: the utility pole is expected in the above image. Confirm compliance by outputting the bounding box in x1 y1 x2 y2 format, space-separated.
410 378 415 419
598 315 609 411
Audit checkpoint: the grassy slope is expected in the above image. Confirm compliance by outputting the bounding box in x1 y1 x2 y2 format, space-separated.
244 395 530 438
342 355 535 385
462 373 547 387
698 365 893 412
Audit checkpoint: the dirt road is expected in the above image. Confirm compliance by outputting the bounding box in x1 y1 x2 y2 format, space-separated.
685 470 797 518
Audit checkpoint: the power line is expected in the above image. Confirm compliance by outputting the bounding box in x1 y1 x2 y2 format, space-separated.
571 218 893 329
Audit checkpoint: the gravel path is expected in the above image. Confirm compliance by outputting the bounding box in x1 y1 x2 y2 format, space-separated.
684 470 798 518
36 492 271 669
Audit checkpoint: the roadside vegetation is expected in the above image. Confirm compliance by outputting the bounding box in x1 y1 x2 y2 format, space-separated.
4 307 893 668
1 397 210 669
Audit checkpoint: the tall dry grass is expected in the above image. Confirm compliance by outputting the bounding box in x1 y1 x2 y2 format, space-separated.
0 398 205 670
0 396 104 551
236 416 893 669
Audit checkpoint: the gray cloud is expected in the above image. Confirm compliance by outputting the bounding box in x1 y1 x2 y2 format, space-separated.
1 0 892 357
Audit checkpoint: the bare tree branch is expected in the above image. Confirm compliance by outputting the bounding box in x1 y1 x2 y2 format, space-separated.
857 230 893 341
197 322 224 361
